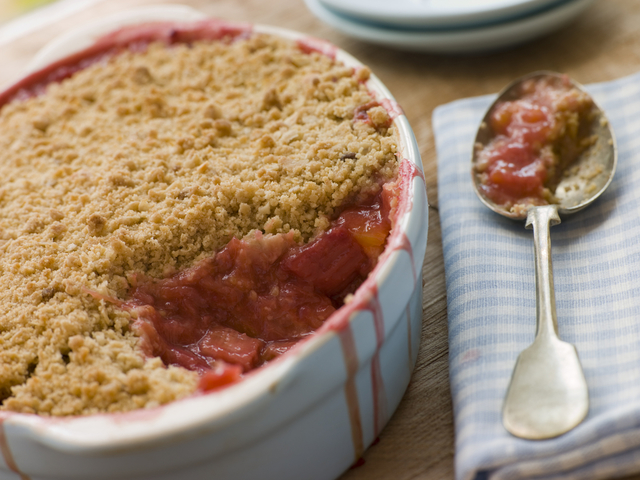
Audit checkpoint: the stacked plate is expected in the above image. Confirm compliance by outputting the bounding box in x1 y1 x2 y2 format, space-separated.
304 0 596 54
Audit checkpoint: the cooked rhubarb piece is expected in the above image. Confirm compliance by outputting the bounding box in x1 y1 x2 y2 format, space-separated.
126 193 392 390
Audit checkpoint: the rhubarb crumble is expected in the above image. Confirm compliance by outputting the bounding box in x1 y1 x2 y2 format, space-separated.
0 27 399 415
474 74 596 217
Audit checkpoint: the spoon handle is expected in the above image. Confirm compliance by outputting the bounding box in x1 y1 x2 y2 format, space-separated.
502 204 589 439
526 205 561 340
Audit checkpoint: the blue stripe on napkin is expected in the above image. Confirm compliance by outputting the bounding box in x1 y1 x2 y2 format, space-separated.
434 70 640 480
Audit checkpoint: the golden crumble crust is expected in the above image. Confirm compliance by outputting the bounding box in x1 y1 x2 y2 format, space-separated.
0 34 398 415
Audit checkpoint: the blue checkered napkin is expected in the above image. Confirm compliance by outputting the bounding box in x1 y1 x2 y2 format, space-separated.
434 71 640 480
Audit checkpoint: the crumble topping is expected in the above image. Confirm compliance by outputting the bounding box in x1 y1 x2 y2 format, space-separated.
0 33 398 415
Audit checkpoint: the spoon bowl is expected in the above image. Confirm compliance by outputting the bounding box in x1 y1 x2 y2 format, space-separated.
472 71 617 220
471 71 617 440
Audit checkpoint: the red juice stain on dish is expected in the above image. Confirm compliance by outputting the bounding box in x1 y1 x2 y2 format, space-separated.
312 159 424 452
386 233 415 281
320 182 403 457
376 159 421 281
0 416 30 480
393 158 422 215
296 36 338 59
0 19 253 106
124 193 393 391
474 75 595 211
379 99 404 121
338 325 365 461
321 166 406 449
324 159 421 455
363 286 388 438
333 286 387 441
402 156 425 183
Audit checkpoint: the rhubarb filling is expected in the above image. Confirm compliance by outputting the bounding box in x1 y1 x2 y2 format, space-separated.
474 75 596 216
126 189 393 391
0 21 401 415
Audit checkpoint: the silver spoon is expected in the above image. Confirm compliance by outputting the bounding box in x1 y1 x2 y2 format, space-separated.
471 71 617 440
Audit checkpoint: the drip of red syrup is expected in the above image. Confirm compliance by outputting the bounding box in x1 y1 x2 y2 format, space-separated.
339 325 365 460
296 36 338 59
0 416 30 480
326 159 423 461
364 287 388 437
380 99 404 121
374 159 420 281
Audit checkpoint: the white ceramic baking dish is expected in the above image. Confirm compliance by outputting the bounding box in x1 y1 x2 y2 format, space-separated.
0 5 428 480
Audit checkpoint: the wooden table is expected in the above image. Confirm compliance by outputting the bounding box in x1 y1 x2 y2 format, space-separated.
3 1 640 479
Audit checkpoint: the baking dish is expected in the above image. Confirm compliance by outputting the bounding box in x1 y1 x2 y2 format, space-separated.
0 5 428 480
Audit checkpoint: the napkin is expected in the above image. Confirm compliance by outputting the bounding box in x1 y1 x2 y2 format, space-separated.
434 70 640 480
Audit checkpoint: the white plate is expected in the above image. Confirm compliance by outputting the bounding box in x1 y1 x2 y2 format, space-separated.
305 0 595 54
317 0 565 29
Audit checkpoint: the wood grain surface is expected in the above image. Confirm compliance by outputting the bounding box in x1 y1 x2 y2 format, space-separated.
2 1 640 479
